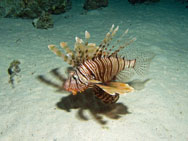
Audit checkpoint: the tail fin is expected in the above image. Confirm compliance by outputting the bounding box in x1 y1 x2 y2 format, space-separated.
116 52 155 82
133 52 155 76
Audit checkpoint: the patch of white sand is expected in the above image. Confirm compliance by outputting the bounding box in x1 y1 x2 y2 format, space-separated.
0 0 188 140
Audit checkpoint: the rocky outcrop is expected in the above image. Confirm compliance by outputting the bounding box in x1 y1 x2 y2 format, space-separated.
128 0 160 4
0 0 71 18
177 0 188 8
32 12 53 29
83 0 108 10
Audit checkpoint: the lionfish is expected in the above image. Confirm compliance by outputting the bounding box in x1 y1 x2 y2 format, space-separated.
48 25 153 104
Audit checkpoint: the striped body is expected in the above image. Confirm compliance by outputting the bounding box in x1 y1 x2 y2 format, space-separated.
63 56 136 102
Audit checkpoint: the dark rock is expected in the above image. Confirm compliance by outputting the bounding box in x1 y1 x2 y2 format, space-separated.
18 1 43 18
83 0 108 10
176 0 188 8
128 0 160 4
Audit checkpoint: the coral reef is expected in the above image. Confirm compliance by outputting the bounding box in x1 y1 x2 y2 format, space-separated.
83 0 108 10
0 0 71 18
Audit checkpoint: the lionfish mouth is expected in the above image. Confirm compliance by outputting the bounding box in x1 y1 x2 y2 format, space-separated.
63 79 78 95
63 76 86 95
63 84 79 95
69 90 78 95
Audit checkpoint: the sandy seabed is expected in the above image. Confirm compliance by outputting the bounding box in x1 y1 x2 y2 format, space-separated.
0 0 188 140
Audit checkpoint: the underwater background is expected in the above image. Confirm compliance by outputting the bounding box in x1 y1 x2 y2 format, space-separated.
0 0 188 140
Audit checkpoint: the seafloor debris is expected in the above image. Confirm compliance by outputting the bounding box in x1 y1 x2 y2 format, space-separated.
32 12 53 29
8 60 21 88
48 25 154 104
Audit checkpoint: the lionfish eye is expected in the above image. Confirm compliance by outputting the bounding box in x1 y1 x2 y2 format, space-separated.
72 75 78 80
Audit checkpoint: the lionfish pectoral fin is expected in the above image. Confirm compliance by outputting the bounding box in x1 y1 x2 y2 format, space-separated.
88 79 102 84
96 82 134 95
108 82 134 92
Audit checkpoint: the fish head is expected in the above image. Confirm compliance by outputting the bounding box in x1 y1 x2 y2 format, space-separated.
63 70 78 95
63 70 88 95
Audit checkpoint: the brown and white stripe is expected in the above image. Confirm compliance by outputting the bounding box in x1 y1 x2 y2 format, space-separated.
78 56 136 83
63 56 136 98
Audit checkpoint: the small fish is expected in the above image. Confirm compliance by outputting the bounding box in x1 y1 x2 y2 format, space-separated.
48 25 153 104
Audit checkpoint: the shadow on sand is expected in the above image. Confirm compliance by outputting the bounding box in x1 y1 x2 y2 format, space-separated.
37 68 130 125
56 90 130 125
